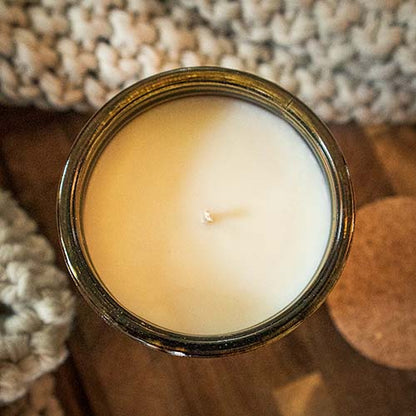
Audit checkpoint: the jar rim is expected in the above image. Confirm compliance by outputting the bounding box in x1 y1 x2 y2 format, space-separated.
57 67 354 357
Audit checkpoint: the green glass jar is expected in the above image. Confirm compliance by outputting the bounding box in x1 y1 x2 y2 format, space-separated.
57 67 354 357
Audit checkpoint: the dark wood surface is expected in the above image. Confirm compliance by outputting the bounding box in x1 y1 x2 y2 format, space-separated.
1 105 415 416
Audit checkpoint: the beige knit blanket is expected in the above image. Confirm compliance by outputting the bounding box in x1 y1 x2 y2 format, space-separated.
1 0 416 123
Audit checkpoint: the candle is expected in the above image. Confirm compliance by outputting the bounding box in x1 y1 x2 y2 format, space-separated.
58 68 353 355
82 95 332 335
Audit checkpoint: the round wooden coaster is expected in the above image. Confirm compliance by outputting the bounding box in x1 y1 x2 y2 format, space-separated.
328 196 416 370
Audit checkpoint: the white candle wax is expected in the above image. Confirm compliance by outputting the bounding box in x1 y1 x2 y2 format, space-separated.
83 96 332 335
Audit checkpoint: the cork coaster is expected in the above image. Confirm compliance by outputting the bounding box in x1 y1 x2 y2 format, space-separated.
328 196 416 370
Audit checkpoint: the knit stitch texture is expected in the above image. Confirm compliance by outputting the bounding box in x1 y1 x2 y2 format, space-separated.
1 0 416 123
0 190 75 404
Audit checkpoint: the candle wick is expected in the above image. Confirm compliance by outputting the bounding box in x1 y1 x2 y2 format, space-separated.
202 210 214 224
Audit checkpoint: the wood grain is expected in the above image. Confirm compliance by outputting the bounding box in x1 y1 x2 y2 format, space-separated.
364 125 416 196
273 371 337 416
1 105 415 416
330 124 396 207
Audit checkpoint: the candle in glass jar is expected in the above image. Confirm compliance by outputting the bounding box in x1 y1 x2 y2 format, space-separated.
83 96 332 335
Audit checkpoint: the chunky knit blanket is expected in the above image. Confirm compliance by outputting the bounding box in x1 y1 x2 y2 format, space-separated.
0 190 75 405
1 0 416 123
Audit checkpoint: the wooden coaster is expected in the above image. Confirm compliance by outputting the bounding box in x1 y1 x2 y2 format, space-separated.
328 197 416 370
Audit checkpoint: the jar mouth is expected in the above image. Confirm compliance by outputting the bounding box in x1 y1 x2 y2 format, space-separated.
57 67 354 357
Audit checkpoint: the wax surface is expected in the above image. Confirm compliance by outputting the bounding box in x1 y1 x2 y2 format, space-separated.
83 96 331 335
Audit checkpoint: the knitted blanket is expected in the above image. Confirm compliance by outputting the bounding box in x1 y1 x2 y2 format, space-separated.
1 0 416 123
0 190 75 405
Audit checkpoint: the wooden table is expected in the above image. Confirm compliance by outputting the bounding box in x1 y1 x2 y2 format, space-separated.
1 106 415 416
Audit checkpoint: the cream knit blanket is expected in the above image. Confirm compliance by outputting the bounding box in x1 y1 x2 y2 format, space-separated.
0 190 75 405
1 0 416 123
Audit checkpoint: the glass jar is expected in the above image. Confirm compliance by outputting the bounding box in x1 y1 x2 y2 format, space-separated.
57 67 354 357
